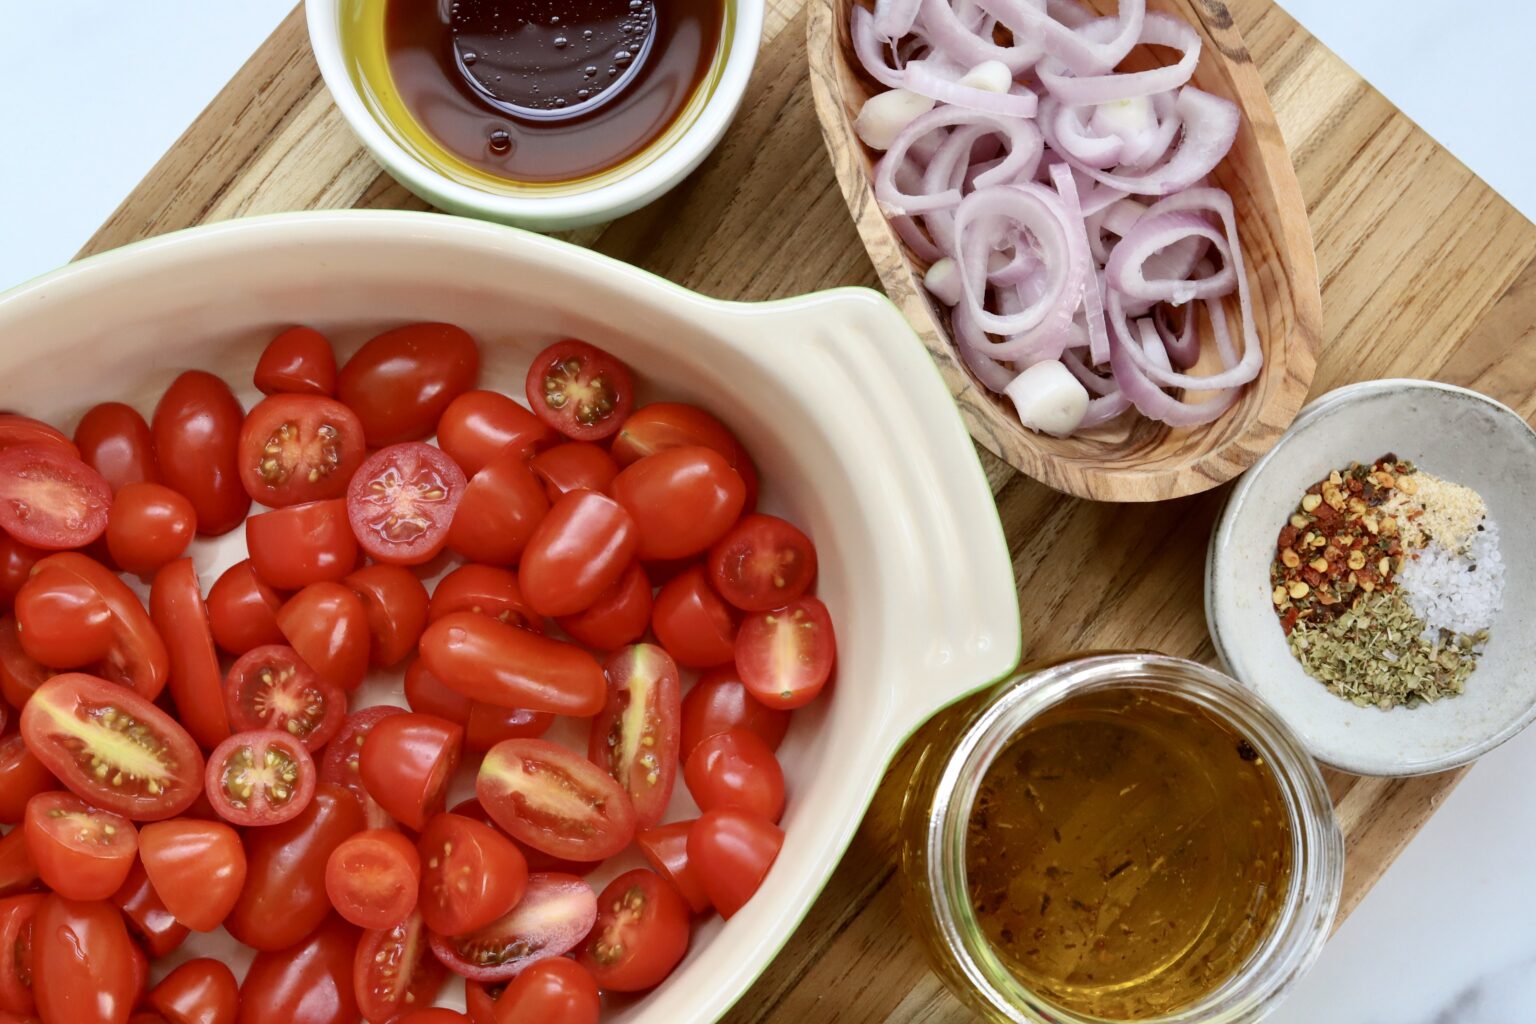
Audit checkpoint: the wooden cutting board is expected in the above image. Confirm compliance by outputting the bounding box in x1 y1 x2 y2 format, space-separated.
80 1 1536 1019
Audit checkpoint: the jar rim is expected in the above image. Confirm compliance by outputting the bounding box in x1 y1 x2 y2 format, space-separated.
923 652 1344 1024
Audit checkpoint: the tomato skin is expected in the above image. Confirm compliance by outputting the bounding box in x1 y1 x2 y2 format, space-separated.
708 514 818 612
635 820 711 914
524 340 633 443
339 324 480 447
277 582 370 691
0 536 42 610
359 713 463 832
225 785 367 952
246 500 358 590
0 894 42 1014
151 371 250 537
735 596 836 710
436 390 553 477
417 813 527 937
149 559 230 752
13 567 114 668
465 703 552 752
237 395 365 508
554 562 652 652
402 658 473 724
0 832 37 900
518 490 638 617
138 819 245 933
684 728 786 823
651 565 738 669
610 447 746 561
32 895 138 1024
206 560 286 656
529 443 619 501
110 862 189 958
21 673 203 821
24 792 139 901
0 618 48 711
324 829 420 930
491 958 600 1024
0 417 76 461
464 980 498 1024
147 958 239 1024
0 736 55 825
354 910 447 1024
256 327 338 397
319 707 404 830
446 448 549 566
578 868 690 992
73 403 160 492
688 808 784 919
398 1010 470 1024
344 565 429 668
419 613 605 717
238 915 359 1024
428 872 597 982
477 739 636 861
102 484 195 576
347 443 466 566
426 566 538 633
612 403 743 465
589 644 681 828
680 668 790 761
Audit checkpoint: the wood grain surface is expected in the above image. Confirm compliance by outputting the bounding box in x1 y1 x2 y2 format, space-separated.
78 0 1536 1019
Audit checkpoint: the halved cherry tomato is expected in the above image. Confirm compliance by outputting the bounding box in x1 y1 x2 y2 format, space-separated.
0 416 76 459
278 582 370 691
636 820 711 914
0 894 41 1014
436 390 553 476
225 646 346 752
684 728 785 822
347 443 466 566
476 739 636 860
491 958 599 1024
32 895 138 1024
354 909 446 1024
610 403 742 465
150 558 230 752
589 644 680 828
465 702 552 752
325 829 420 929
449 799 597 878
138 819 246 932
426 565 538 632
555 562 651 651
225 785 365 952
0 445 112 550
319 706 404 830
651 565 737 669
428 872 596 981
237 395 365 508
529 442 619 501
344 564 429 668
688 808 783 919
465 979 500 1024
0 736 54 825
105 483 196 575
0 536 41 610
418 813 527 937
0 618 48 711
681 666 791 759
708 513 818 612
148 958 239 1024
339 323 480 447
0 831 36 899
238 914 359 1024
73 402 159 492
151 370 250 537
21 673 203 820
111 861 189 957
256 326 338 397
246 499 358 590
419 613 605 717
610 447 745 561
359 713 462 831
518 490 637 617
206 559 286 656
23 792 138 900
205 730 316 827
524 340 633 442
735 596 836 710
577 868 689 991
447 447 548 565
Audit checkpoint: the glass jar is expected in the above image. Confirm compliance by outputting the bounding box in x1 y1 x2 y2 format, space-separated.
898 652 1343 1024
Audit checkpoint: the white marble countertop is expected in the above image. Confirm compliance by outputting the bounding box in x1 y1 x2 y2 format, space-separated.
2 3 1534 1022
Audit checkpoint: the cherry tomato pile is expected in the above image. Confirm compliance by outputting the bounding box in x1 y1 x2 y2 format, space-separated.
0 324 837 1024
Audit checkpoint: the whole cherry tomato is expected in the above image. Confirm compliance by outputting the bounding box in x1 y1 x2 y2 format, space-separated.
246 499 358 590
477 740 636 861
255 326 338 396
735 596 836 709
436 390 553 476
0 617 49 711
277 582 370 691
636 820 711 914
206 560 285 657
555 562 652 651
346 443 466 566
528 442 619 501
524 340 633 442
491 958 600 1024
354 910 446 1023
105 483 197 575
238 915 359 1024
684 728 786 822
418 613 605 717
651 565 738 669
708 513 818 612
402 658 472 724
138 819 246 933
225 785 365 952
151 371 250 536
205 730 317 828
588 644 681 827
577 868 690 991
610 447 746 560
237 395 365 508
14 565 114 667
428 872 595 982
0 736 55 825
111 862 189 958
426 565 539 632
0 445 112 550
73 402 159 492
344 564 429 668
23 792 139 900
359 713 462 831
688 808 784 919
0 535 42 610
0 893 42 1014
32 895 138 1024
338 323 480 446
417 813 527 937
680 666 791 759
0 830 36 899
446 447 548 565
518 490 637 617
149 559 230 752
324 829 420 930
148 958 239 1024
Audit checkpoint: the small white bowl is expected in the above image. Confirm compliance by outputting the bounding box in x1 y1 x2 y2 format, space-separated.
305 0 763 231
1207 380 1536 777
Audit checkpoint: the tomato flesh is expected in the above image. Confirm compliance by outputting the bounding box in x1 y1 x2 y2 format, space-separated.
238 395 366 507
708 513 819 612
588 644 681 828
225 645 345 752
0 445 112 550
577 868 690 992
347 443 466 566
428 872 596 982
319 707 404 830
355 909 446 1024
734 596 836 710
476 738 636 861
524 340 633 442
325 829 421 930
205 730 316 827
23 792 139 901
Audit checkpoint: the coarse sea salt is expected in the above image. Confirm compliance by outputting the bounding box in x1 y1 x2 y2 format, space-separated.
1398 516 1504 639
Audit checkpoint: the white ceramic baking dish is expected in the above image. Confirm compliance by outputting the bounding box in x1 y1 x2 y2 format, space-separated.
0 211 1022 1020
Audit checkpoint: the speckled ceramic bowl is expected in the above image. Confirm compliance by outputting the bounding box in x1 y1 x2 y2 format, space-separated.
1207 379 1536 776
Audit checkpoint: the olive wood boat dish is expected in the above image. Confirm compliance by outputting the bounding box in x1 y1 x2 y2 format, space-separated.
807 0 1322 502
